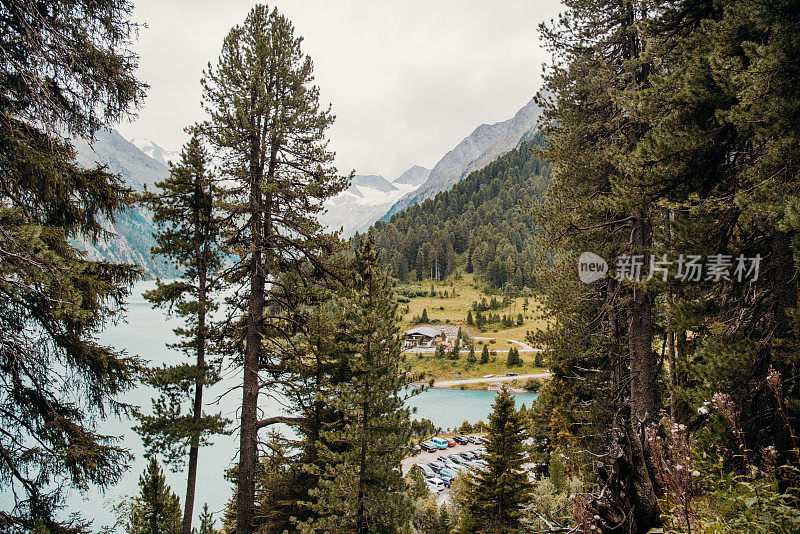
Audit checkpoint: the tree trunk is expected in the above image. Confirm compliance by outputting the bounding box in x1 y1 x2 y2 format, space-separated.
356 398 368 534
182 265 206 534
667 327 676 421
237 126 265 534
626 213 661 530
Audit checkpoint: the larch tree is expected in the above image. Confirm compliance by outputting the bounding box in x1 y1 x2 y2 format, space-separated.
200 5 347 533
136 131 229 534
0 0 146 530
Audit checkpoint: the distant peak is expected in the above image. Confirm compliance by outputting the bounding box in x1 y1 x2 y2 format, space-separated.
393 165 431 186
350 174 396 192
129 137 180 166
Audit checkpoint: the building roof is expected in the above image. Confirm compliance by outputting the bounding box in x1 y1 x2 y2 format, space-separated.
404 325 461 338
404 326 444 338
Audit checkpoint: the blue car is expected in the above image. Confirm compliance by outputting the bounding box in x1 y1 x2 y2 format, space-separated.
429 437 449 450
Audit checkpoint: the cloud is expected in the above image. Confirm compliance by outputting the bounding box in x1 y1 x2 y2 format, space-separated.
116 0 563 179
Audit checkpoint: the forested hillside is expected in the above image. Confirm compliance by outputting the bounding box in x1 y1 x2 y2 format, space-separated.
358 131 551 289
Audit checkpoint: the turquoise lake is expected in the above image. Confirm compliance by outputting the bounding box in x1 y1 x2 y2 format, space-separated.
58 280 537 530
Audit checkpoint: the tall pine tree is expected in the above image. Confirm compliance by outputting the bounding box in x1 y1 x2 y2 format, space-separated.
463 388 531 533
534 0 661 528
301 241 413 533
136 131 229 534
200 6 347 532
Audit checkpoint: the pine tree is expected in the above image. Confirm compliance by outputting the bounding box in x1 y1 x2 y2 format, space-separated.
535 0 661 528
136 131 229 534
506 347 522 367
467 310 474 325
196 504 217 534
0 1 146 529
301 241 413 533
463 388 531 532
481 345 490 364
421 308 430 323
120 457 182 534
201 6 347 532
467 345 477 364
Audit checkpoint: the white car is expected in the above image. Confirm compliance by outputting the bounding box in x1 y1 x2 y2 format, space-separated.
425 477 446 493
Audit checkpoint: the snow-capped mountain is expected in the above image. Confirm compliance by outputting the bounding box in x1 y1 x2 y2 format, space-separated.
381 95 542 221
320 167 430 238
130 138 181 167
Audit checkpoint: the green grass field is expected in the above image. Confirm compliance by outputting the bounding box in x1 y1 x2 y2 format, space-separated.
396 274 551 381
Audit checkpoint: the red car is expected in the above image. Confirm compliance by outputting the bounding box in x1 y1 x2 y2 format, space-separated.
445 437 456 447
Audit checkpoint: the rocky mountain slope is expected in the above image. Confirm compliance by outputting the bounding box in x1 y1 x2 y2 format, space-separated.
130 138 180 167
71 130 177 277
380 95 542 221
67 95 542 272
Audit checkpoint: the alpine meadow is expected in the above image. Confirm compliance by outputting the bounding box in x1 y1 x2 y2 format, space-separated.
1 1 800 534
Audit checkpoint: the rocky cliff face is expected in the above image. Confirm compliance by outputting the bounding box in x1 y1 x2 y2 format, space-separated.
380 96 542 221
71 129 177 277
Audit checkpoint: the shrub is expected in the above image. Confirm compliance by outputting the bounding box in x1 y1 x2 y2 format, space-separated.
524 378 543 392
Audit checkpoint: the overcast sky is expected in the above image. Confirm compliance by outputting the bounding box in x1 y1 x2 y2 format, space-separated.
116 0 563 179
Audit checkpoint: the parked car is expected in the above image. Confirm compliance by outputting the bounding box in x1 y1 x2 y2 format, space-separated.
420 442 437 453
412 444 421 453
482 374 495 378
425 477 446 493
473 448 486 456
458 451 477 461
448 454 468 465
438 467 458 481
468 435 482 444
429 437 449 450
453 435 470 445
506 371 518 376
427 460 447 473
442 458 462 471
445 437 456 447
418 464 437 479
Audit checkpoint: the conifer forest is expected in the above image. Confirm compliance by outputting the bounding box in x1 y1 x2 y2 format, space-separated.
1 1 800 533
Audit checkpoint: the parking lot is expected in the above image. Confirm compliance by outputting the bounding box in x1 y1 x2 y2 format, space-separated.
401 438 485 502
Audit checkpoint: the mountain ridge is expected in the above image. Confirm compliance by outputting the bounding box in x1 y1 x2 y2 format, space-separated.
380 95 542 221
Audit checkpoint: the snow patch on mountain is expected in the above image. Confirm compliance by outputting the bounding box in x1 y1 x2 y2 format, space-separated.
130 138 180 167
319 167 430 237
